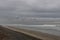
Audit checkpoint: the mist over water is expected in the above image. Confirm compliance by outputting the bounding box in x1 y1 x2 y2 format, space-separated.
0 13 60 25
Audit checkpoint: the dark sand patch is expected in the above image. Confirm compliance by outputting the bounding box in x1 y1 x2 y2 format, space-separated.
0 25 41 40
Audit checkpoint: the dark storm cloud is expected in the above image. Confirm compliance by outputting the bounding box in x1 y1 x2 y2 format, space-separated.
0 0 60 17
16 0 60 18
0 0 60 24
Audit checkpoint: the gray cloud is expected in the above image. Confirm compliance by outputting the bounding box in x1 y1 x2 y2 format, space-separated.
0 0 60 17
0 0 60 24
16 0 60 17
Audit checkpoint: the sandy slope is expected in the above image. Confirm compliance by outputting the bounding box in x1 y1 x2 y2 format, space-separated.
3 25 60 40
0 25 41 40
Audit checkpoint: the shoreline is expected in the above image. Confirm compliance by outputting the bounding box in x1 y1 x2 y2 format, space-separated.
2 25 60 40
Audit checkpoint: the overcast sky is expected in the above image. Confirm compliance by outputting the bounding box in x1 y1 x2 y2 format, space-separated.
0 0 60 24
16 0 60 18
0 0 60 18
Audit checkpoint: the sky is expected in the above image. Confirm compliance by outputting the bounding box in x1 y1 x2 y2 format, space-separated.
0 0 60 24
0 0 60 18
16 0 60 18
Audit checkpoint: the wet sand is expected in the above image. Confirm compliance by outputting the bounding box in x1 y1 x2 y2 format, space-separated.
1 25 60 40
0 25 41 40
3 25 60 40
